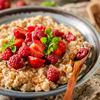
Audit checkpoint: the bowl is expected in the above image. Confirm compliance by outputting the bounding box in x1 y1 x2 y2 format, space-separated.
0 6 100 98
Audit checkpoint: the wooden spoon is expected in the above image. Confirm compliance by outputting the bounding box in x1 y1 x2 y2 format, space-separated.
63 43 91 100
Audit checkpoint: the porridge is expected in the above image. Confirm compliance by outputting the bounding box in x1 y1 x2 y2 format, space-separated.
0 15 92 92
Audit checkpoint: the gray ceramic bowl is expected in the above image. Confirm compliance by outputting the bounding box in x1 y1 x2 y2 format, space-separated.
0 6 100 98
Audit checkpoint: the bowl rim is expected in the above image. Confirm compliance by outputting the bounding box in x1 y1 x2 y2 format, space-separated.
0 6 100 98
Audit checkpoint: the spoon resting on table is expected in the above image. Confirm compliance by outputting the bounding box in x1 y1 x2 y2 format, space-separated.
63 42 91 100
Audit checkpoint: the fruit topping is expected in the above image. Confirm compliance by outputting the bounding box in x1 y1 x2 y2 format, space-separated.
16 0 27 7
29 40 45 58
27 25 37 32
0 0 10 10
25 32 32 44
1 48 13 60
18 45 30 57
9 54 24 69
44 53 58 65
35 25 46 32
58 41 66 53
13 26 27 39
65 31 75 43
28 56 45 68
14 38 23 50
53 46 62 56
47 67 60 82
52 29 64 37
76 48 87 59
32 29 45 41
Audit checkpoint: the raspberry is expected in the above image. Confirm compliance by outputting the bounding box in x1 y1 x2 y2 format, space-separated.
45 53 58 65
25 32 32 43
32 30 45 40
35 26 46 32
9 54 24 69
65 32 75 43
16 0 26 7
52 29 64 37
27 25 37 32
47 67 60 82
18 45 30 57
1 48 13 60
76 48 87 59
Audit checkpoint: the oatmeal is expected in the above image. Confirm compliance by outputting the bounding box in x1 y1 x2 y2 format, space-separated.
0 15 91 92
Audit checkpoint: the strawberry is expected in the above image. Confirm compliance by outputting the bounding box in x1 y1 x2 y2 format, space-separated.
58 41 66 53
27 25 37 32
53 46 62 56
28 56 45 68
29 40 45 58
14 39 23 50
13 26 27 39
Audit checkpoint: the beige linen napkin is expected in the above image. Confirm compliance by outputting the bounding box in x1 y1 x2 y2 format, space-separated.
1 2 100 100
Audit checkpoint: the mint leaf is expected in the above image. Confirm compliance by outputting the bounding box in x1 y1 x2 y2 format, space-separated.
51 37 60 44
3 43 10 47
41 37 47 45
52 44 58 50
11 46 16 53
41 1 56 7
1 46 7 52
45 28 52 35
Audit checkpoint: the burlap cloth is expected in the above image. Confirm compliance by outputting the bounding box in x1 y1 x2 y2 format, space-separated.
1 2 100 100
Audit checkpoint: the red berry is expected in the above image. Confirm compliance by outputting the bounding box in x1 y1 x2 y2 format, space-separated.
65 32 75 43
29 40 45 58
0 0 10 10
25 32 32 44
28 56 45 68
13 26 27 39
52 29 64 37
1 48 13 60
14 39 23 50
32 30 45 41
47 67 60 82
27 25 37 32
18 45 30 57
16 0 26 7
9 54 24 69
45 53 58 65
35 26 46 32
76 48 87 59
53 46 62 56
58 41 66 53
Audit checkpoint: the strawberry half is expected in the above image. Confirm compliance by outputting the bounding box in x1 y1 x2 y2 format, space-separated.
29 40 45 58
28 56 45 68
58 41 66 53
13 26 27 39
53 46 62 56
14 39 23 50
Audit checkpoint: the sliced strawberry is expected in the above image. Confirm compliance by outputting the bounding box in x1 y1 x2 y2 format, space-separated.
58 41 66 53
14 39 23 50
13 26 27 39
28 56 45 68
29 40 45 58
53 46 62 56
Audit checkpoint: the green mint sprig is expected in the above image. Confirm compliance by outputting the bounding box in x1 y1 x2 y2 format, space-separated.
1 36 16 53
41 28 60 55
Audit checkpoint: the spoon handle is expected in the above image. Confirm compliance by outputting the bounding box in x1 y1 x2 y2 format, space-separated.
63 46 91 100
